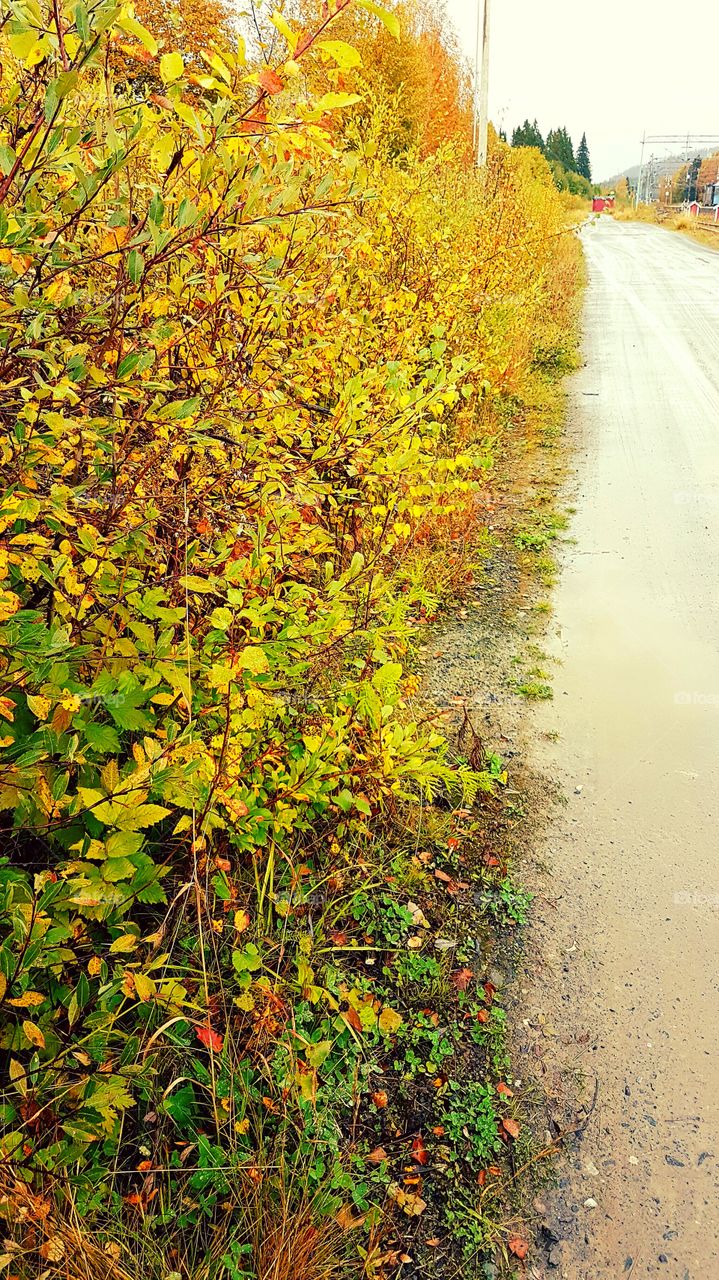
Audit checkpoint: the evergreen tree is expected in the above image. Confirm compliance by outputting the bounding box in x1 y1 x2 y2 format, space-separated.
546 127 575 173
576 133 592 182
511 119 544 151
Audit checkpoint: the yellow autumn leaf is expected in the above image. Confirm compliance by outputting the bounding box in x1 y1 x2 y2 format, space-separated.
23 1020 46 1049
378 1006 403 1035
8 991 44 1008
26 694 51 720
0 589 20 622
133 972 156 1001
109 934 139 954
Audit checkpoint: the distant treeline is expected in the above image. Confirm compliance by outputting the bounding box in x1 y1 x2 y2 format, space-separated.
511 121 593 197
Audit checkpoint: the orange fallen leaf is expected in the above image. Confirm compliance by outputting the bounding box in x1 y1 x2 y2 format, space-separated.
336 1204 366 1230
451 968 474 990
343 1007 362 1033
367 1146 388 1164
509 1235 529 1260
496 1082 513 1097
502 1117 520 1140
372 1090 388 1108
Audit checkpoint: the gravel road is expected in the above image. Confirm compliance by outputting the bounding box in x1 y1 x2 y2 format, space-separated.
530 218 719 1278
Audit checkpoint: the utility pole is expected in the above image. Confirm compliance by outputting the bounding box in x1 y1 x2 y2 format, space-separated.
475 0 491 168
635 133 646 207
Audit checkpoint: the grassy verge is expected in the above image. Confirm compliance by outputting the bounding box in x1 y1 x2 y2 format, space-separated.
612 203 719 250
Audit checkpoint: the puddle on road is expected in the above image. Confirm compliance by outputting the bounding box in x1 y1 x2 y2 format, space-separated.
525 222 719 1280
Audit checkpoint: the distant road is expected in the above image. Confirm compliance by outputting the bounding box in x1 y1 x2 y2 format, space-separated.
534 217 719 1277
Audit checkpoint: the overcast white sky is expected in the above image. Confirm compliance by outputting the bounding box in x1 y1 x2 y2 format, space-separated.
446 0 719 181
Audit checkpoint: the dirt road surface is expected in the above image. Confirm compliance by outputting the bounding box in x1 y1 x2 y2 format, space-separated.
529 219 719 1278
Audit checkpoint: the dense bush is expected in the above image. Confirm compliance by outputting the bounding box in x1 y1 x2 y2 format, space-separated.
0 0 578 1273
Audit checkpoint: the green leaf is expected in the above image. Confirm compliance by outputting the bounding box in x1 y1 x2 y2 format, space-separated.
83 722 121 754
336 789 353 814
232 944 262 974
159 396 201 420
177 198 199 228
209 606 233 630
127 250 145 284
128 620 155 650
106 831 145 858
114 803 171 832
306 1040 332 1069
74 3 90 42
0 146 16 177
148 192 164 225
102 857 136 882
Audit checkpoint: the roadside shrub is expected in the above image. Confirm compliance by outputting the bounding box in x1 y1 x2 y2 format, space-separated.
0 0 578 1268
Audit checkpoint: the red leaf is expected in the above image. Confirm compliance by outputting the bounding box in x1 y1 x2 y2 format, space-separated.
259 68 284 96
196 1024 223 1053
411 1134 428 1165
502 1117 520 1140
451 968 474 991
496 1082 514 1097
476 1009 489 1023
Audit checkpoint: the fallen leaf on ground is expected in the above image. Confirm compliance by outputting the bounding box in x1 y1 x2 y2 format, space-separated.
336 1204 366 1230
196 1025 223 1053
387 1182 426 1216
509 1236 529 1259
372 1090 388 1108
367 1146 388 1164
411 1135 428 1165
502 1117 520 1139
451 968 474 990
